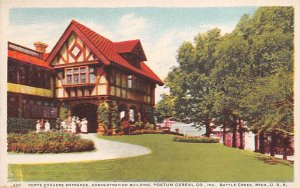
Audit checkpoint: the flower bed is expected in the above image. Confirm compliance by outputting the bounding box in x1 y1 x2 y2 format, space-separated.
8 132 95 153
173 136 220 143
129 129 183 136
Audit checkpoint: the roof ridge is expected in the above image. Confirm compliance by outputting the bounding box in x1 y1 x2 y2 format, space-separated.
71 19 114 44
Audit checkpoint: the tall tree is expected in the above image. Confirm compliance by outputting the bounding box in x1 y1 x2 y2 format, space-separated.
165 29 221 136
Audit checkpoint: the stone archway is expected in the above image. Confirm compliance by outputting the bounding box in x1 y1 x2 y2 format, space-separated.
71 103 98 133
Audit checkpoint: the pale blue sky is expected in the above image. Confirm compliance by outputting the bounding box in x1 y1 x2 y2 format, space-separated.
8 7 258 102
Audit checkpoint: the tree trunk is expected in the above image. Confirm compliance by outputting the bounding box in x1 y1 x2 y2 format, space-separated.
223 123 226 145
259 131 266 154
232 117 237 148
254 131 259 152
223 114 227 146
283 136 288 160
205 119 211 137
254 135 258 151
238 118 244 149
270 131 276 157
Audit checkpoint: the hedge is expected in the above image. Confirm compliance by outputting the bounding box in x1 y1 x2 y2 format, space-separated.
8 132 95 153
173 136 220 143
7 117 37 133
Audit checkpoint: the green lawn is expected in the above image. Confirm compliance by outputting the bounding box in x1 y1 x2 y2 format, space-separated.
9 134 293 182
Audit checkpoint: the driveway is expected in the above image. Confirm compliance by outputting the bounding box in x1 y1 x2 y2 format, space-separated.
7 134 151 164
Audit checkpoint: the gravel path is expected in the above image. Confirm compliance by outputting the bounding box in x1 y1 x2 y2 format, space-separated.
7 134 151 164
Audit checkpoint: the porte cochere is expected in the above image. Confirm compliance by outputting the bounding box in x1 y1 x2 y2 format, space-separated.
7 20 163 132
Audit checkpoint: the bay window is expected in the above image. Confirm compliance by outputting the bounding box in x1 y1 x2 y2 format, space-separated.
64 66 95 85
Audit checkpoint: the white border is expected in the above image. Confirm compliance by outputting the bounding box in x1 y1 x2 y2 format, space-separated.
0 0 299 187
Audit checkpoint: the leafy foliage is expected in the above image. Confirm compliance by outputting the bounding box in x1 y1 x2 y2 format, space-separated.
160 7 294 139
97 102 109 125
7 117 37 133
145 106 155 124
110 102 120 129
155 93 176 122
59 103 70 120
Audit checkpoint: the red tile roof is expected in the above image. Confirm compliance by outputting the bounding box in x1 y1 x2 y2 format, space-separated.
8 50 52 69
43 53 49 61
68 20 163 85
114 40 140 53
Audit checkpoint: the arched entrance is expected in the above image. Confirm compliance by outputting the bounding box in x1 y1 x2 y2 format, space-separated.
71 103 98 133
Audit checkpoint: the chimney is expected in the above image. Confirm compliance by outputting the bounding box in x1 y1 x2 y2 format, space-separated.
34 41 48 53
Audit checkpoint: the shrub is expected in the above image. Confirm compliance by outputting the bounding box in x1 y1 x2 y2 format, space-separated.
173 136 220 143
59 103 70 120
144 123 155 130
7 132 95 153
7 117 37 133
97 102 109 126
110 102 120 130
134 121 144 130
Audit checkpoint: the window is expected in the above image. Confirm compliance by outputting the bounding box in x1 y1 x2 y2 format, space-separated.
74 74 79 84
28 67 34 85
80 67 86 83
121 74 127 87
8 63 17 83
66 75 72 84
64 66 94 85
116 72 121 86
73 68 79 84
89 67 95 83
19 66 26 85
29 100 34 105
128 75 132 89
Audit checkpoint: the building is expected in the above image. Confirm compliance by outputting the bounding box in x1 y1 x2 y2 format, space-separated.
7 42 57 120
7 20 163 132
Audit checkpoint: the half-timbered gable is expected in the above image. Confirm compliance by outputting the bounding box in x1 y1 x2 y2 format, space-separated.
51 33 98 66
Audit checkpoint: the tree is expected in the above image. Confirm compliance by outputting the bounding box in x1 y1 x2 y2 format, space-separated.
211 34 251 146
165 29 221 137
59 103 70 120
161 7 294 154
145 106 155 124
155 93 176 122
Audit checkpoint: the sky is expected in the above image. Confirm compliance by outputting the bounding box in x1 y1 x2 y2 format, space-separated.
8 7 258 102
